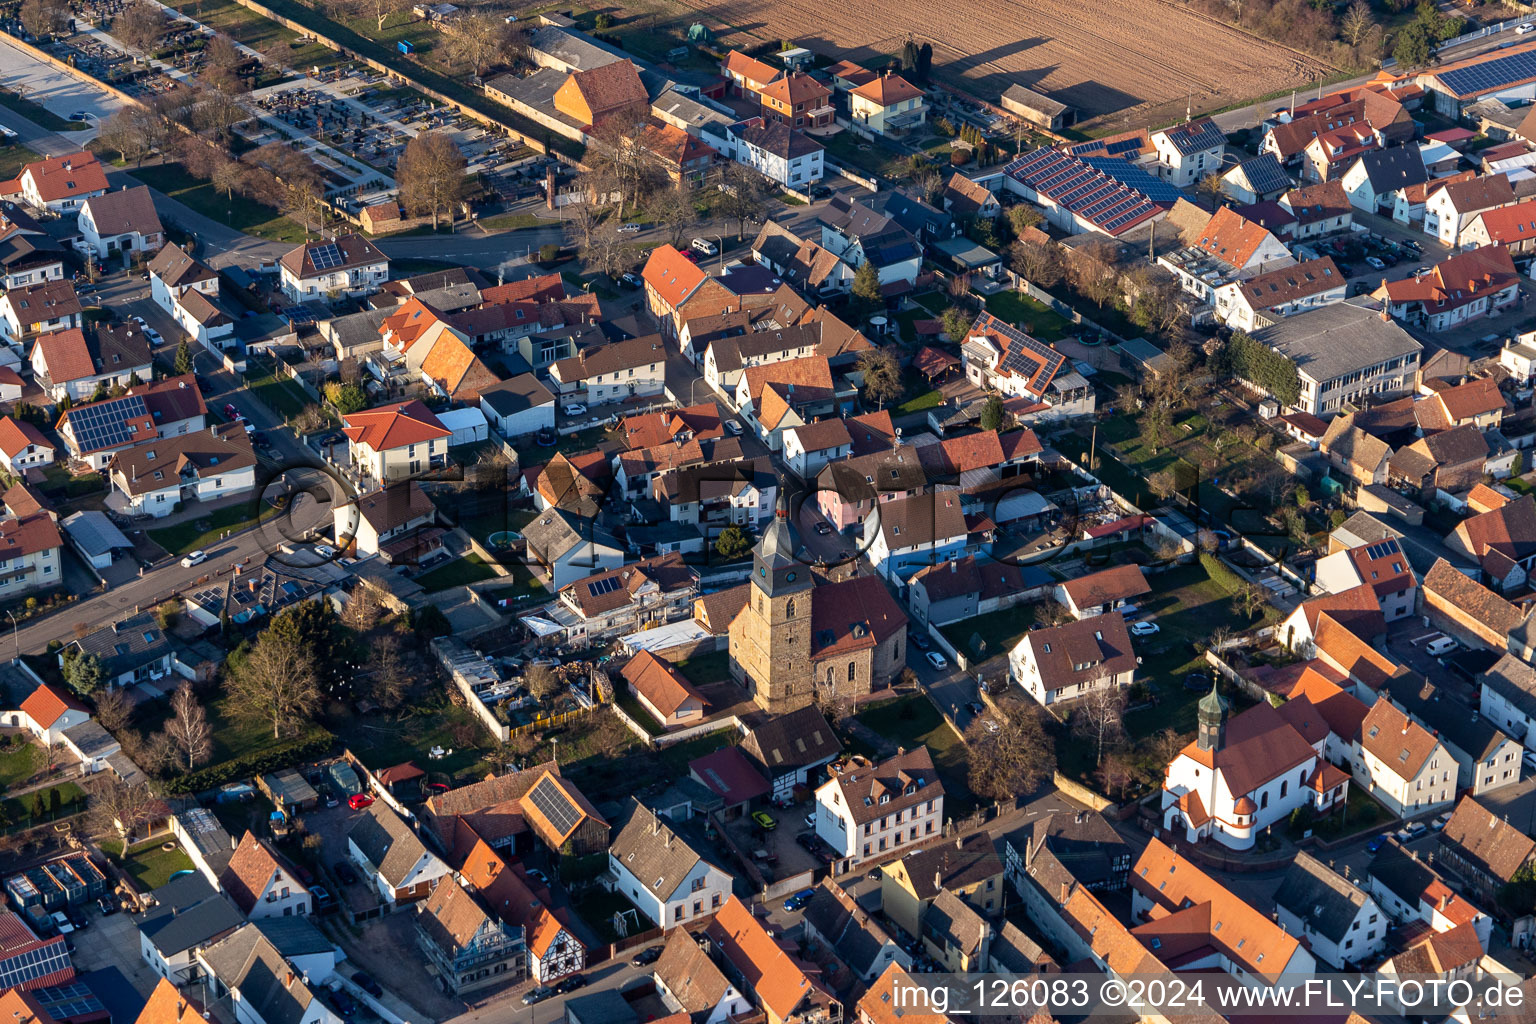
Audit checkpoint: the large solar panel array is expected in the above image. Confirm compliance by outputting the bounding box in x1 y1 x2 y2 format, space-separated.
280 306 319 326
65 395 149 453
0 938 69 990
587 576 622 597
35 982 106 1021
528 775 582 837
309 242 345 270
1005 149 1173 235
1435 48 1536 99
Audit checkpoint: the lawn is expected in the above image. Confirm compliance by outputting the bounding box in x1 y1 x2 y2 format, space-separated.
106 838 195 891
984 290 1074 341
0 144 42 183
822 130 908 179
893 368 944 416
1 782 84 829
148 501 265 555
478 212 547 231
159 0 334 66
338 702 492 779
245 362 313 420
674 650 730 687
0 740 37 791
940 603 1039 660
854 694 976 816
128 163 310 245
414 553 497 592
0 90 89 132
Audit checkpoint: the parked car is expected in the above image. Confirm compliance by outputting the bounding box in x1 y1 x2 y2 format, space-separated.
1426 637 1459 657
69 110 94 121
751 810 777 831
522 987 553 1006
96 896 117 916
330 990 358 1018
554 975 587 994
224 403 243 421
910 632 931 651
814 522 832 535
1365 256 1386 270
314 544 337 560
1396 821 1428 843
346 793 374 810
310 886 335 913
562 403 588 417
332 861 359 885
1431 812 1451 831
784 888 816 911
1129 621 1161 636
691 237 719 257
617 223 641 234
725 419 743 435
1366 835 1387 854
629 946 663 967
1518 21 1534 32
620 271 641 288
180 550 207 568
803 812 816 829
926 651 946 669
352 972 382 997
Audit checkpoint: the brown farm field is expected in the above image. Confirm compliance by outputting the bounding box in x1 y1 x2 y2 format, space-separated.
619 0 1334 127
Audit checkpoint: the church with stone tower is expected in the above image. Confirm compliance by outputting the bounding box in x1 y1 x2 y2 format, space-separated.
728 495 910 714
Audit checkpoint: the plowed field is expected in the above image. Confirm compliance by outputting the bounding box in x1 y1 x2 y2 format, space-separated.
669 0 1335 124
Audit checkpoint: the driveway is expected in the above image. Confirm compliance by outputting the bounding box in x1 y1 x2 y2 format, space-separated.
68 903 163 999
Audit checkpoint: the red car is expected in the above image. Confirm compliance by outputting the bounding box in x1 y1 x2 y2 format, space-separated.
346 793 374 810
224 403 244 421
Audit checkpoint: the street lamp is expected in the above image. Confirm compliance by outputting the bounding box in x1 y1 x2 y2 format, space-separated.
6 610 16 665
712 233 724 273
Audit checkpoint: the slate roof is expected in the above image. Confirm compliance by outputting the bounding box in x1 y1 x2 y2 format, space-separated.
1480 652 1536 721
610 800 718 900
892 834 1002 900
138 875 242 957
1273 852 1370 943
653 927 734 1018
347 803 430 886
1355 146 1429 194
80 186 162 237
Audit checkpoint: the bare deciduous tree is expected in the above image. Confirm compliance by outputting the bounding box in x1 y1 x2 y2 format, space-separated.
227 632 321 739
397 132 466 230
87 778 159 840
649 185 699 248
93 687 132 734
440 13 524 76
113 0 167 54
163 682 212 770
525 664 561 702
1009 237 1063 287
965 709 1055 803
1072 684 1127 767
1341 0 1374 46
369 634 409 710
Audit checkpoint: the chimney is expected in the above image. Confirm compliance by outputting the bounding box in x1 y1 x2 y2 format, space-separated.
935 870 941 891
285 971 294 989
176 1003 187 1022
1440 893 1450 909
1379 306 1390 322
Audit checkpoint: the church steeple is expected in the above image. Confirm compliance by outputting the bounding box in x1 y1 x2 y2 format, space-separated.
752 489 810 598
1197 680 1228 752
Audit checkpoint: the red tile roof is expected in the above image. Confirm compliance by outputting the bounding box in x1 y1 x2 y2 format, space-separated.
1193 205 1276 268
621 650 708 720
21 152 107 203
706 896 825 1020
32 328 92 384
1378 245 1518 314
342 399 450 451
851 74 923 106
20 682 86 729
642 245 708 309
0 416 49 460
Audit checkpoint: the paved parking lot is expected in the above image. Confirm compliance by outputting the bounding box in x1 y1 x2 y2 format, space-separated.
0 35 126 135
68 903 163 999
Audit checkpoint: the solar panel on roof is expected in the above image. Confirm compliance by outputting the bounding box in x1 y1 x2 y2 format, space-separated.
587 576 622 597
1437 50 1536 98
527 775 582 836
281 306 318 326
65 395 149 452
1364 539 1400 561
309 242 344 270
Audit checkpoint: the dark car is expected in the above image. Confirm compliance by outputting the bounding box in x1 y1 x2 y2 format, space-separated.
784 888 817 911
196 377 215 394
330 991 358 1018
630 945 663 967
1366 835 1387 854
332 861 359 885
352 972 382 997
96 896 117 916
310 886 336 914
910 632 931 651
555 975 587 994
809 183 832 198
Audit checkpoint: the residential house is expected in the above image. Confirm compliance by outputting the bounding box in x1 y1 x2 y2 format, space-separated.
4 281 80 345
1416 376 1505 432
849 74 926 136
106 423 257 518
1353 698 1455 817
1158 205 1295 303
1130 839 1319 979
641 245 730 339
137 873 244 981
58 376 207 470
856 965 948 1024
1340 147 1429 213
342 400 450 482
13 682 87 744
522 507 622 589
30 322 150 403
551 60 648 135
0 210 64 291
1458 202 1536 260
1374 245 1520 332
1394 170 1474 227
1312 538 1416 621
1481 654 1536 743
1382 673 1523 795
4 152 107 214
1389 424 1489 499
906 556 1033 628
346 803 449 906
1423 559 1521 649
880 833 1003 938
638 121 718 188
732 356 841 450
738 706 841 801
148 243 218 320
863 490 968 584
60 610 172 690
219 832 311 919
334 480 438 561
0 417 50 475
801 881 910 982
1368 838 1494 948
758 71 833 131
1423 175 1515 245
783 418 852 478
1245 298 1422 417
550 336 667 405
1213 256 1346 331
920 890 990 972
812 747 943 866
958 313 1087 415
653 456 776 533
279 235 389 303
941 173 1000 219
0 916 69 991
816 197 921 287
1273 851 1386 968
414 876 524 995
196 920 343 1023
1437 794 1536 903
458 838 581 983
1054 564 1150 620
1377 924 1485 1005
76 186 163 259
750 226 854 299
1009 612 1137 707
1280 179 1353 238
607 801 733 928
1445 494 1536 591
1222 153 1293 204
620 651 708 729
651 927 749 1024
705 896 839 1024
1002 808 1131 894
1300 120 1387 183
712 118 825 189
703 323 825 395
479 375 555 439
1162 687 1346 851
552 553 696 643
1150 118 1225 186
0 511 62 600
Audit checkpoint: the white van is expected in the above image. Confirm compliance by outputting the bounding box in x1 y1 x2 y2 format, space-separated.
691 237 718 257
1426 636 1459 657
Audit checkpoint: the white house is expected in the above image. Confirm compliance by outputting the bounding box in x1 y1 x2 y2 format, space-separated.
1366 840 1494 951
863 491 968 584
522 507 623 589
1339 147 1428 214
279 234 389 303
1480 654 1536 745
849 74 927 136
138 874 244 982
148 243 219 317
335 481 437 559
709 118 825 188
653 928 750 1024
1162 688 1347 851
219 831 312 919
1212 256 1347 331
1150 118 1225 187
813 747 943 866
0 513 61 600
1422 175 1515 246
1352 699 1455 818
341 400 451 483
549 336 667 405
6 151 108 214
1273 852 1386 968
107 423 257 518
346 803 449 906
1054 564 1150 620
12 681 89 744
1312 538 1416 622
76 185 163 260
607 802 733 928
1009 612 1137 707
0 416 52 474
200 928 343 1024
479 374 555 438
783 418 853 478
3 280 80 344
1156 205 1294 304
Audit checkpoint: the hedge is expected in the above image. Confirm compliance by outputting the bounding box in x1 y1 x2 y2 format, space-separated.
1199 553 1246 596
166 730 336 794
1227 331 1300 407
245 0 587 161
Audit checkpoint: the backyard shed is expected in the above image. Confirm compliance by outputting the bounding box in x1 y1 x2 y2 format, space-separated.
258 769 318 812
438 407 489 446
